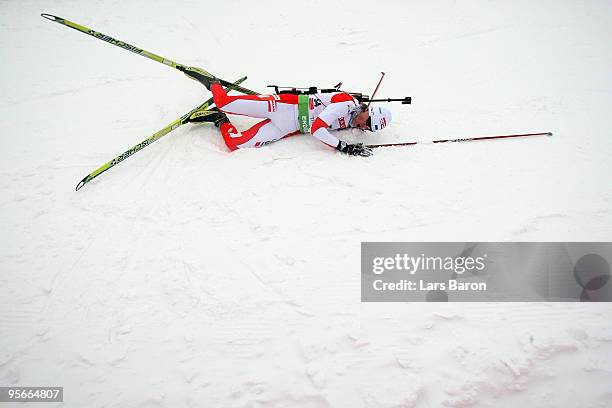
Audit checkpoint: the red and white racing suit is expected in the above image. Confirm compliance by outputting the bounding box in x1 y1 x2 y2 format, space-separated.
211 82 359 151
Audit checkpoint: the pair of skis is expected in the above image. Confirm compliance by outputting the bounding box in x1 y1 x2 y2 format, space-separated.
41 13 258 191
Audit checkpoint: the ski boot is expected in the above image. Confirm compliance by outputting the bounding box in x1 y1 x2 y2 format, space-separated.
178 66 219 90
187 107 229 127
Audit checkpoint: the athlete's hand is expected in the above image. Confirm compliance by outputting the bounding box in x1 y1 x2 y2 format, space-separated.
336 141 373 157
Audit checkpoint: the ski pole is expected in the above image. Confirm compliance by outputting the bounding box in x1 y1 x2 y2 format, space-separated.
367 132 553 148
41 13 258 95
367 72 386 108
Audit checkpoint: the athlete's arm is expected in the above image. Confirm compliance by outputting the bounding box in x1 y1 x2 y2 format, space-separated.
310 93 356 148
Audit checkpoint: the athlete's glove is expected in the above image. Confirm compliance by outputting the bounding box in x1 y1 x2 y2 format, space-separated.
336 141 373 157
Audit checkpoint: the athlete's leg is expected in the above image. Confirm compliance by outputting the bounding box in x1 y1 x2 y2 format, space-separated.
211 82 299 120
211 83 276 118
219 119 297 151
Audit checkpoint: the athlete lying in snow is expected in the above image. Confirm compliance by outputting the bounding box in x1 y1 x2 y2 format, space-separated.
193 81 393 157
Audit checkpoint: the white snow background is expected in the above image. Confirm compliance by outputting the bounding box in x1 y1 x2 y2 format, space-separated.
1 0 612 407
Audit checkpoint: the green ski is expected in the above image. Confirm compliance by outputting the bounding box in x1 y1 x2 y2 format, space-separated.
41 13 258 95
75 77 247 191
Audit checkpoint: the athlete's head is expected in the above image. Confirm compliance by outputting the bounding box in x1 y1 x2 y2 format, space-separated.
351 104 392 132
351 108 370 130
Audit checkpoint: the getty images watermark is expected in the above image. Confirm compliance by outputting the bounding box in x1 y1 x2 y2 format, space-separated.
361 243 612 302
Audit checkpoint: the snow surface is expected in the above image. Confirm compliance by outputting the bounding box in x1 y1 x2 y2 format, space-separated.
2 0 612 407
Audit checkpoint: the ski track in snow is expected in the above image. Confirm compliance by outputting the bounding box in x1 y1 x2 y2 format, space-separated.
2 1 612 407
